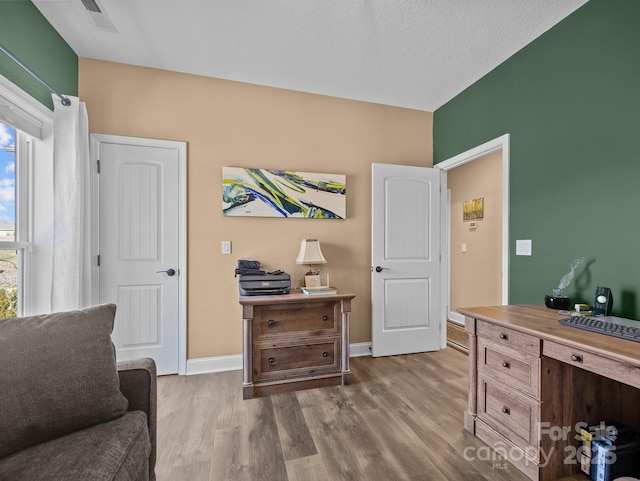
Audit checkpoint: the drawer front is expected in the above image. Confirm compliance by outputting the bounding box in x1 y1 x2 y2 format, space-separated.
254 301 339 339
477 372 540 451
475 421 539 481
255 338 340 381
478 336 540 397
477 320 540 356
542 340 640 390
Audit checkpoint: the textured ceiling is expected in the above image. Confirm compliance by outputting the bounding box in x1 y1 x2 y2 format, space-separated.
33 0 588 111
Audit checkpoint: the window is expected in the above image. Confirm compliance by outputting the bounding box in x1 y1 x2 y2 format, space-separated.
0 122 29 319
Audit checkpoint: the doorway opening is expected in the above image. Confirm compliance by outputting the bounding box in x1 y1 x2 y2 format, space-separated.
436 134 510 350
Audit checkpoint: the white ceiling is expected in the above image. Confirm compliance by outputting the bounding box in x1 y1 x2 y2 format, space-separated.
33 0 588 112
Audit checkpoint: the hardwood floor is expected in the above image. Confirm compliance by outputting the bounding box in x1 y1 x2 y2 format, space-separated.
156 348 532 481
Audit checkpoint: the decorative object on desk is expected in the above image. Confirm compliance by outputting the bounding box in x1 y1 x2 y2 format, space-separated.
570 303 593 316
296 238 327 288
544 257 585 310
544 294 570 309
463 197 484 220
222 167 346 219
593 286 613 316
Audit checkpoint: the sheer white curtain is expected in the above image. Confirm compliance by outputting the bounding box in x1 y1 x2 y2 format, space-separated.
51 94 92 311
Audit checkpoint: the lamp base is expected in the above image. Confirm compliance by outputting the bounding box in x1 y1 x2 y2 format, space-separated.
304 274 321 288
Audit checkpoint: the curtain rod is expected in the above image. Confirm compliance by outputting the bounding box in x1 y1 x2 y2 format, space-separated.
0 43 71 106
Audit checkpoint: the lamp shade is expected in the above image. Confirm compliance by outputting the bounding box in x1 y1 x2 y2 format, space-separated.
296 239 327 265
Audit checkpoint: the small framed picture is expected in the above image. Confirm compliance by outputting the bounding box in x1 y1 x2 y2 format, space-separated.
463 198 484 220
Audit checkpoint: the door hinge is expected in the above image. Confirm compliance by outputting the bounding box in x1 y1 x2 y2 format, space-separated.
97 254 101 267
97 159 100 174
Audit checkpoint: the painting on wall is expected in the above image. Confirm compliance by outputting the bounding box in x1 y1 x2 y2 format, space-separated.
463 197 484 220
222 167 347 219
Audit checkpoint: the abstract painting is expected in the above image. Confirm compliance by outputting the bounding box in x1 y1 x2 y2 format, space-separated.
222 167 346 219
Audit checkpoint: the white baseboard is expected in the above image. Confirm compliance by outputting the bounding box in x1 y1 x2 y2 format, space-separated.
350 342 372 357
448 312 465 325
186 354 243 375
185 342 373 376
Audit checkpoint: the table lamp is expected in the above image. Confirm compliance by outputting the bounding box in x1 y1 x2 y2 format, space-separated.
296 239 327 287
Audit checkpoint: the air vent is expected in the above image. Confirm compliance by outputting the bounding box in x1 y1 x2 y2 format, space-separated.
80 0 118 32
81 0 101 13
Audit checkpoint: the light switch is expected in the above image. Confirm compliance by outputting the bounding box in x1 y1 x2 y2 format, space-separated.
221 240 232 255
516 239 532 256
461 243 467 253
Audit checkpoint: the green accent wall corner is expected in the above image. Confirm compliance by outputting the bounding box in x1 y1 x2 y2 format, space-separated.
0 0 77 110
434 0 640 318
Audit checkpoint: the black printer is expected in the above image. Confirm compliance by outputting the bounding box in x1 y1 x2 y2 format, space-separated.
238 272 291 296
235 259 291 296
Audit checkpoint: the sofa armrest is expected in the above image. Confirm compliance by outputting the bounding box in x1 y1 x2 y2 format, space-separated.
117 358 157 481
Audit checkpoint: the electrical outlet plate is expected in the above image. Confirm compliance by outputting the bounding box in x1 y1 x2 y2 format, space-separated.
516 239 532 256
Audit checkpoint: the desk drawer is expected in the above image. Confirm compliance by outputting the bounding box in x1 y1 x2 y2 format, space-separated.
475 421 539 480
477 372 540 451
254 337 340 381
253 301 339 339
477 320 540 356
542 340 640 390
478 337 540 397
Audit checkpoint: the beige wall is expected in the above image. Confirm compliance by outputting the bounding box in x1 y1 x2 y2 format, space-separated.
448 151 502 313
79 58 433 359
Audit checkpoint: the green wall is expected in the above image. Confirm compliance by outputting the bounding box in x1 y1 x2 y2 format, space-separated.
434 0 640 318
0 0 77 110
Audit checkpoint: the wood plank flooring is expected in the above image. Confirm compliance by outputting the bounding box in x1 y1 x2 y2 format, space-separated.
155 348 532 481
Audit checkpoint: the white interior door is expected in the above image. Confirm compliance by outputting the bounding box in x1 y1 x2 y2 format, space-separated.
371 163 441 357
93 135 186 375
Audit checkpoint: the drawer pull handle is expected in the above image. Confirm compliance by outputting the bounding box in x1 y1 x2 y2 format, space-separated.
502 406 511 415
499 333 508 340
267 320 276 327
268 357 275 364
322 315 328 321
502 361 510 369
570 353 583 363
322 351 328 358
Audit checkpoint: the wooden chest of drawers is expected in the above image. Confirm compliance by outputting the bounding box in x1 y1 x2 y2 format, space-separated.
239 292 355 399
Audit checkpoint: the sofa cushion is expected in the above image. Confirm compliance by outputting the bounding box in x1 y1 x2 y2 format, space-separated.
0 411 150 481
0 304 128 458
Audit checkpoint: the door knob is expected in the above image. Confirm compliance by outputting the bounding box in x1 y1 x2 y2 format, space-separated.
375 266 389 273
156 268 176 276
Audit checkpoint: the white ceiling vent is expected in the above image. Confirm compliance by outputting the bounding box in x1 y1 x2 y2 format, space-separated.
80 0 118 33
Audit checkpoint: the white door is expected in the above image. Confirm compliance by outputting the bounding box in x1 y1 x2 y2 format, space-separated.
371 163 441 357
93 136 186 375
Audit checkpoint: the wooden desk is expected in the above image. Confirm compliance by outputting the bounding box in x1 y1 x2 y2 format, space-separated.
239 291 355 399
460 304 640 481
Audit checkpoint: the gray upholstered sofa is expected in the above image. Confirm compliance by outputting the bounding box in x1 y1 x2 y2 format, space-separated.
0 304 157 481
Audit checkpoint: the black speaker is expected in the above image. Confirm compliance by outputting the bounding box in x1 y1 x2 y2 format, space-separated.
593 286 613 316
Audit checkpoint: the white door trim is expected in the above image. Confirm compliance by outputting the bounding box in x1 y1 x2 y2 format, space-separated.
90 134 187 375
435 133 510 325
